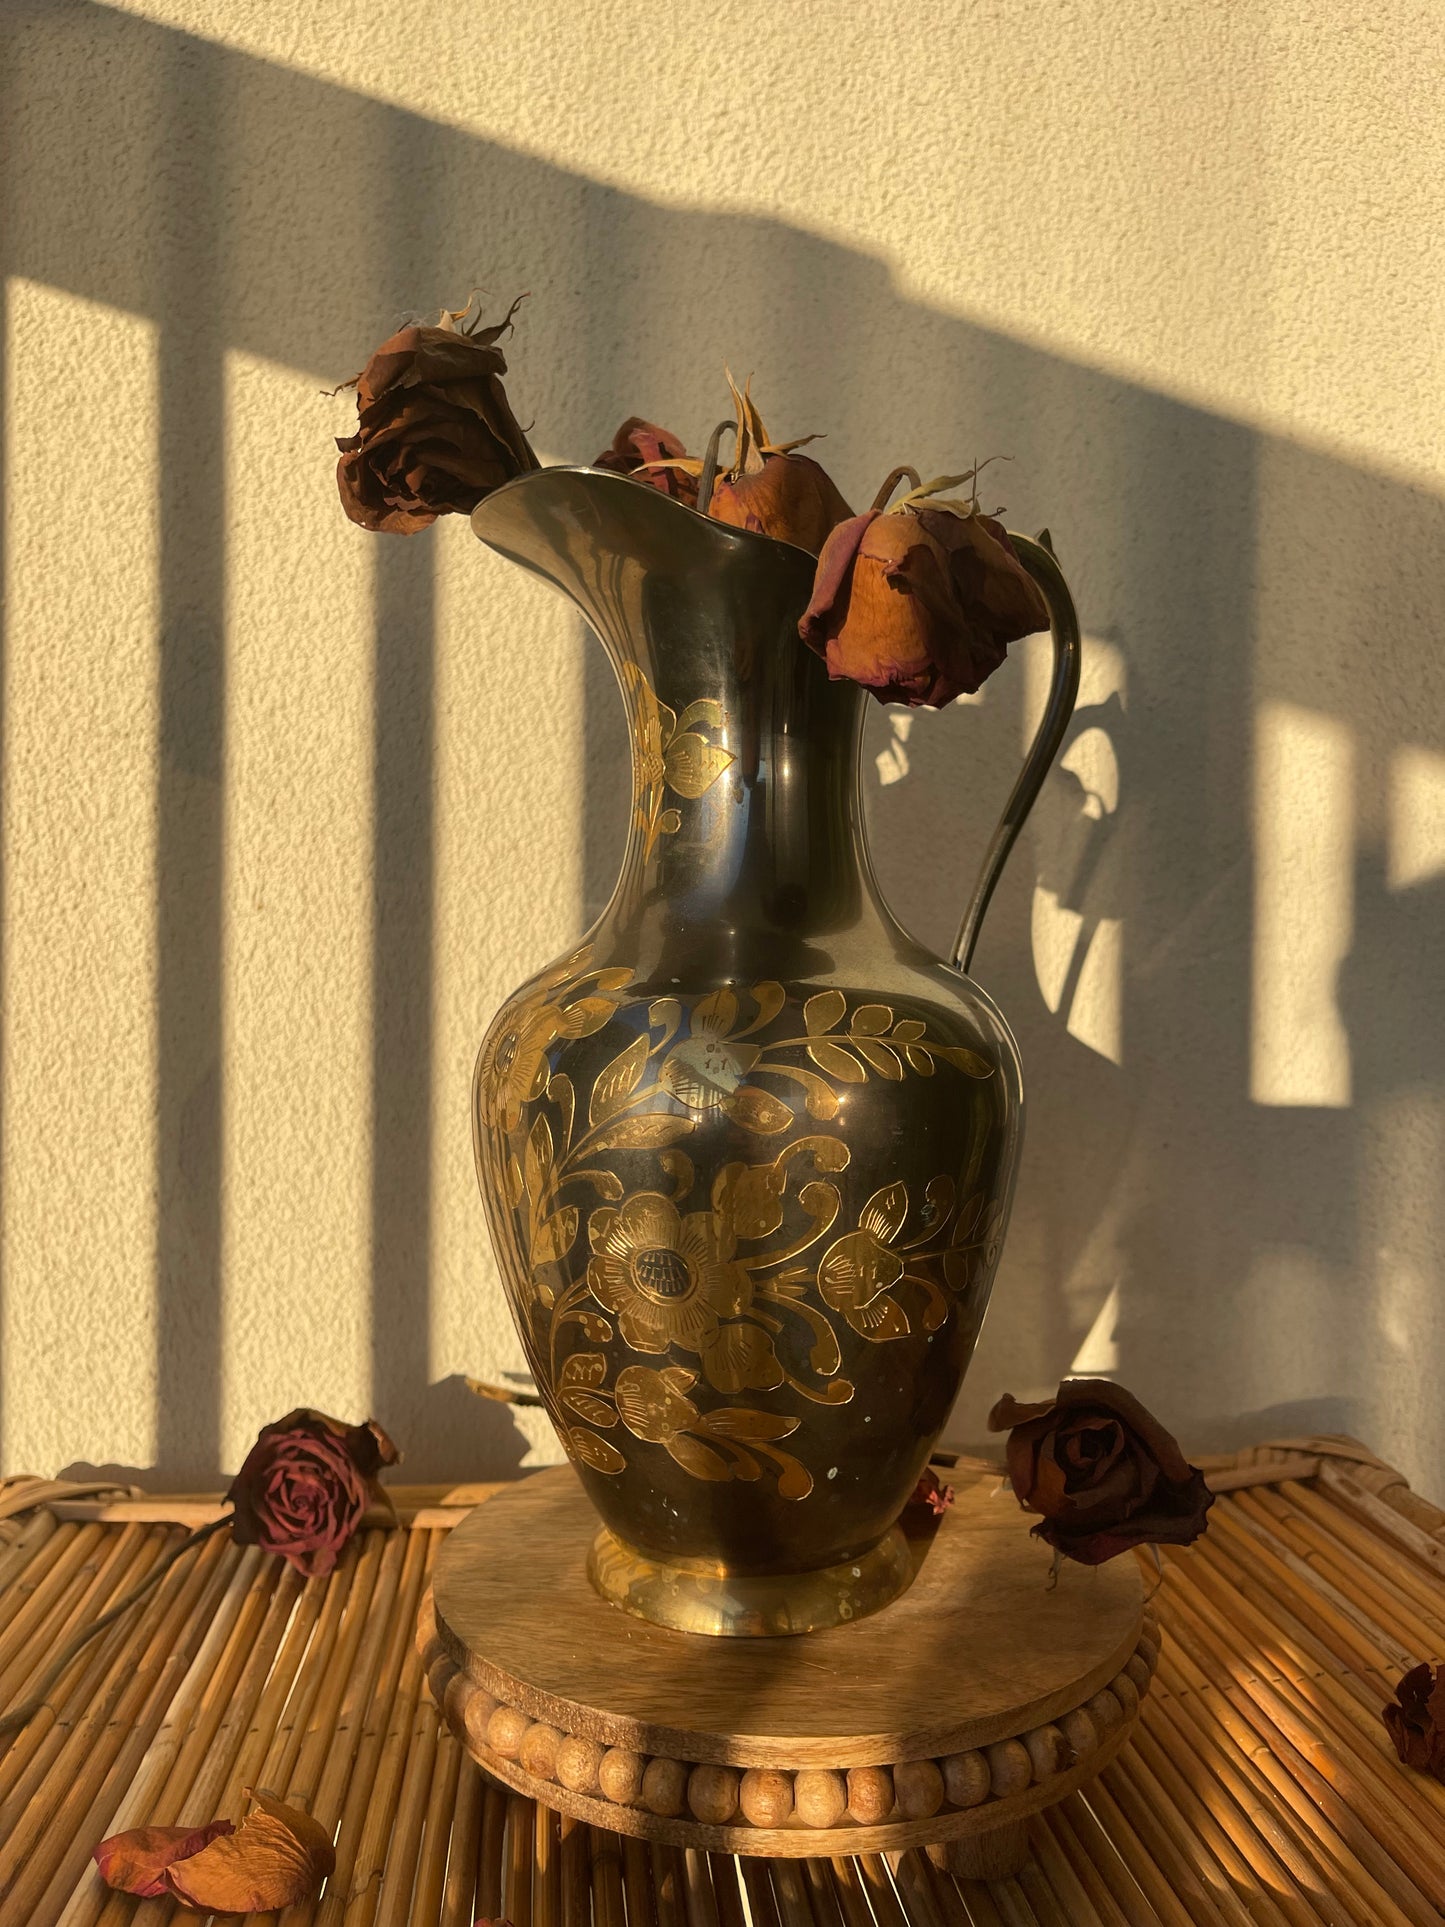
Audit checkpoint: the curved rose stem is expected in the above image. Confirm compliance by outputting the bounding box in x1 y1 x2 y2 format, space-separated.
0 1512 233 1737
695 419 737 515
869 465 922 513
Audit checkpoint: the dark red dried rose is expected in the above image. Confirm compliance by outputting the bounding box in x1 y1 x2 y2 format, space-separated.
909 1468 955 1517
335 296 538 533
226 1409 398 1578
987 1378 1213 1567
799 495 1049 707
1384 1662 1445 1779
594 418 699 506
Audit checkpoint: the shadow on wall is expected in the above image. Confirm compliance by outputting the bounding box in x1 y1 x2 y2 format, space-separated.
2 3 1442 1490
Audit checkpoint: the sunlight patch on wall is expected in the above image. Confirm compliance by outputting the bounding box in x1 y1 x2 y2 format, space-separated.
1251 702 1354 1107
1070 1281 1121 1375
219 349 374 1470
1 280 159 1471
1388 744 1445 889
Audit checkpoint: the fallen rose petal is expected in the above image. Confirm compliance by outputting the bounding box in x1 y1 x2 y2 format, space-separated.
93 1819 235 1897
1383 1661 1445 1779
908 1468 955 1517
164 1790 335 1912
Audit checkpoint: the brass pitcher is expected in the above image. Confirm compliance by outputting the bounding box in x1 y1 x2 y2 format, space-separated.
471 467 1080 1635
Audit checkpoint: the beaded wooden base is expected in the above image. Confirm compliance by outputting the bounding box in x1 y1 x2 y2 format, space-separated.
420 1465 1158 1876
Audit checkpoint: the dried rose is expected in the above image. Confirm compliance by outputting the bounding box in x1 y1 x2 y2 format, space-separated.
94 1820 234 1898
909 1468 955 1517
594 418 699 506
987 1378 1213 1568
798 477 1049 707
1384 1662 1445 1779
226 1408 398 1578
96 1792 334 1910
335 295 538 533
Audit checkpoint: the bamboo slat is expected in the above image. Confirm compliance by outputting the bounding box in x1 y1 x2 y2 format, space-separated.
0 1439 1441 1924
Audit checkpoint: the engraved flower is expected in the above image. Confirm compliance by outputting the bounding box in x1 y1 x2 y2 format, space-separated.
586 1192 783 1392
478 947 631 1133
657 989 791 1136
817 1182 915 1342
486 1002 563 1132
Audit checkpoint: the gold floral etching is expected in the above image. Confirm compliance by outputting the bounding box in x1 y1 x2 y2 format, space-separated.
477 959 1005 1503
623 664 735 857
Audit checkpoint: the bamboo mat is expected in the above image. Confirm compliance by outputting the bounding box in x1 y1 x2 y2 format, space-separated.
1 1437 1443 1926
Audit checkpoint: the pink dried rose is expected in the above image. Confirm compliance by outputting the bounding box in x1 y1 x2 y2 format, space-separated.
594 417 699 505
909 1468 955 1517
1383 1662 1445 1779
987 1378 1213 1567
96 1791 334 1910
798 476 1049 707
227 1408 398 1578
335 294 538 533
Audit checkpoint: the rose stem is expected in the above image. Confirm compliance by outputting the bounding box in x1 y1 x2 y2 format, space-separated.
0 1513 232 1739
869 465 922 513
695 419 737 516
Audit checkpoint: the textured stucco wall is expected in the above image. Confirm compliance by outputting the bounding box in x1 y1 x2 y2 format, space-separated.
3 1 1443 1492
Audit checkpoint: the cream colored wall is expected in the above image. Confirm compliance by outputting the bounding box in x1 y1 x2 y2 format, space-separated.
3 0 1443 1491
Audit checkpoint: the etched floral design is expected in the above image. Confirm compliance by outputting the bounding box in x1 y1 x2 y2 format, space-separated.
818 1182 948 1341
478 945 632 1131
624 665 735 858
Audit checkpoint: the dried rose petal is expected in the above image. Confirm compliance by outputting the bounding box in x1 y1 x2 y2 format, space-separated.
94 1819 235 1897
594 418 699 505
909 1468 955 1517
699 372 851 554
1383 1661 1445 1778
164 1791 335 1912
226 1409 398 1578
987 1378 1212 1567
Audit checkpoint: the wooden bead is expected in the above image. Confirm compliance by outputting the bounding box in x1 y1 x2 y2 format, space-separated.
985 1739 1032 1800
442 1670 473 1729
1087 1689 1124 1735
1110 1672 1140 1721
519 1721 562 1782
426 1654 455 1707
941 1750 990 1808
1023 1724 1068 1781
555 1734 605 1795
641 1756 689 1818
894 1759 944 1820
419 1637 448 1677
1124 1652 1152 1695
1137 1635 1161 1674
598 1747 645 1806
486 1704 530 1761
1059 1707 1097 1758
846 1766 894 1825
739 1768 794 1828
415 1590 438 1656
687 1764 740 1826
462 1687 498 1750
794 1769 847 1830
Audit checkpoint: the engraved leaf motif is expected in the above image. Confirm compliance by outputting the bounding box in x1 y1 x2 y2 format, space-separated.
505 1156 524 1208
567 1427 626 1474
532 1206 578 1265
891 1019 927 1042
547 1072 575 1150
663 733 735 799
587 1114 696 1154
693 988 738 1038
562 1391 617 1428
934 1045 994 1078
558 997 617 1039
660 1365 698 1394
904 1046 935 1076
701 1408 801 1443
847 1295 911 1342
711 1160 786 1240
589 1034 650 1127
723 1087 794 1136
675 698 724 731
776 1459 815 1501
849 1004 893 1035
615 1365 698 1442
807 1040 867 1083
657 808 682 835
804 990 847 1035
665 1433 733 1481
559 1352 608 1390
853 1038 904 1079
860 1182 909 1245
524 1114 554 1202
745 980 787 1033
573 1312 613 1342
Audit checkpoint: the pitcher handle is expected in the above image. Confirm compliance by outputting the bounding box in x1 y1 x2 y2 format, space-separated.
951 530 1082 975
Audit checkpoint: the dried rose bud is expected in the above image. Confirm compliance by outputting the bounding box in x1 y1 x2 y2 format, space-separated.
650 373 850 554
987 1378 1213 1568
227 1408 399 1578
909 1468 955 1517
798 480 1049 707
1384 1662 1445 1779
334 295 538 534
594 418 699 506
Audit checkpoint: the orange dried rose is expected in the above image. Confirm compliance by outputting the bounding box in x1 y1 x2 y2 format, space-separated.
987 1378 1213 1567
594 418 699 506
227 1408 398 1578
335 295 538 533
95 1792 334 1910
798 478 1049 707
1383 1662 1445 1779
